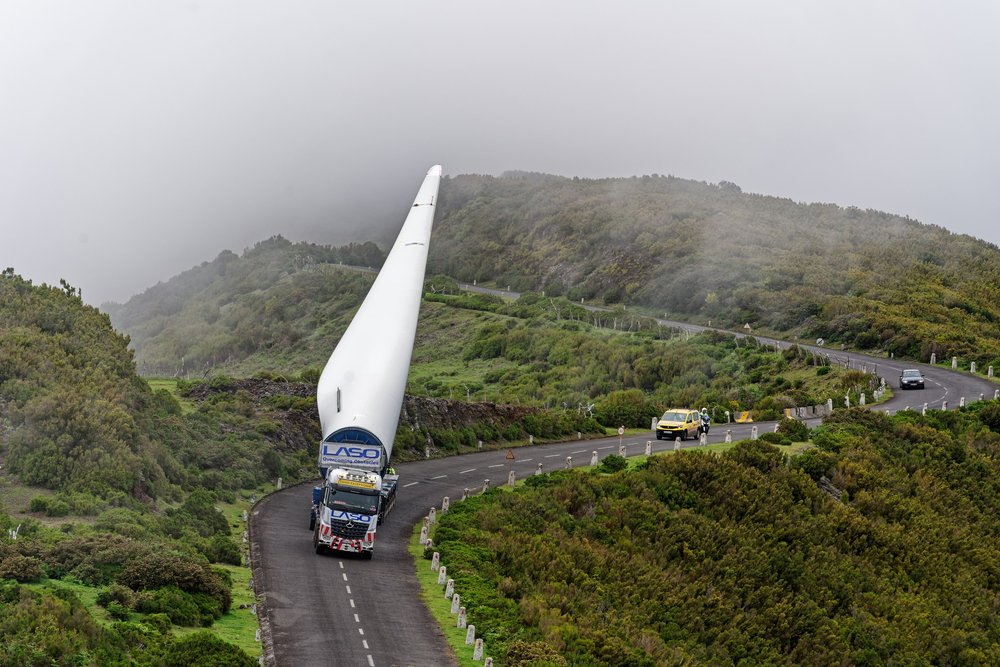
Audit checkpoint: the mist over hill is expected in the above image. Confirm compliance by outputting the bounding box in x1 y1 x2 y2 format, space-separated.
107 171 1000 371
429 172 1000 364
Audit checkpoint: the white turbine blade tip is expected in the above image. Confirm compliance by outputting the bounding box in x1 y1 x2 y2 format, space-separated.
427 165 443 176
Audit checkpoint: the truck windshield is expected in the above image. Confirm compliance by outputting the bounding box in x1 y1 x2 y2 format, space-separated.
324 487 379 515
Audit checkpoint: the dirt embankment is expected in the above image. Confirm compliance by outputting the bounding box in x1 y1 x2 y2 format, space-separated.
183 378 565 462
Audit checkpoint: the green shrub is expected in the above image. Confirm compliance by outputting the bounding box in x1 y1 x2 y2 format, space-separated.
28 496 49 513
792 448 838 481
199 535 242 566
97 583 135 609
161 630 256 667
599 454 628 473
757 432 785 445
44 498 71 517
0 554 44 582
776 418 809 441
208 375 235 391
816 366 831 376
505 639 569 666
143 612 172 634
117 552 231 615
135 586 220 627
106 600 131 621
978 402 1000 433
726 439 785 472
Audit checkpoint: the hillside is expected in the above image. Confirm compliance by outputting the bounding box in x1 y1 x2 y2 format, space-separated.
102 237 385 376
104 240 874 422
428 405 1000 665
0 271 308 661
429 172 1000 365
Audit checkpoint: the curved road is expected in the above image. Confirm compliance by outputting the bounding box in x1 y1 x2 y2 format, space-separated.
252 326 997 666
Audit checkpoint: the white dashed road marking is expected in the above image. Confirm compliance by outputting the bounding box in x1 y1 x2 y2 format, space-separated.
431 475 447 480
459 469 476 474
403 482 419 487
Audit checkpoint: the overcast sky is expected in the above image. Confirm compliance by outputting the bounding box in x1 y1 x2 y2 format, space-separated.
2 1 998 305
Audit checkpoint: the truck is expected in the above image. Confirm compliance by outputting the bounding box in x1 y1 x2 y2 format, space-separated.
310 165 441 559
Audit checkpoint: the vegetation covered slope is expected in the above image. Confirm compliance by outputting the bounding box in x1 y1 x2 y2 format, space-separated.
428 406 1000 666
0 270 322 662
1 269 314 502
429 172 1000 365
105 240 871 422
103 237 384 377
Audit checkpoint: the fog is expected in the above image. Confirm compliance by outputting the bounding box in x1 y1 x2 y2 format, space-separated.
2 1 997 305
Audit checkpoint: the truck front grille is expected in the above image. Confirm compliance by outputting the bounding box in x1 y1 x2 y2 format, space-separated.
329 518 369 539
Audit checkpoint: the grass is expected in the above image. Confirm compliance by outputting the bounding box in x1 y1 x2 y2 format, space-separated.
146 377 197 414
24 578 111 624
0 471 52 517
408 523 486 667
173 563 259 657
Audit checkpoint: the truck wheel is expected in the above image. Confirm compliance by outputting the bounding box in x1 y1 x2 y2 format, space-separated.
313 526 324 555
309 514 316 531
362 551 373 561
